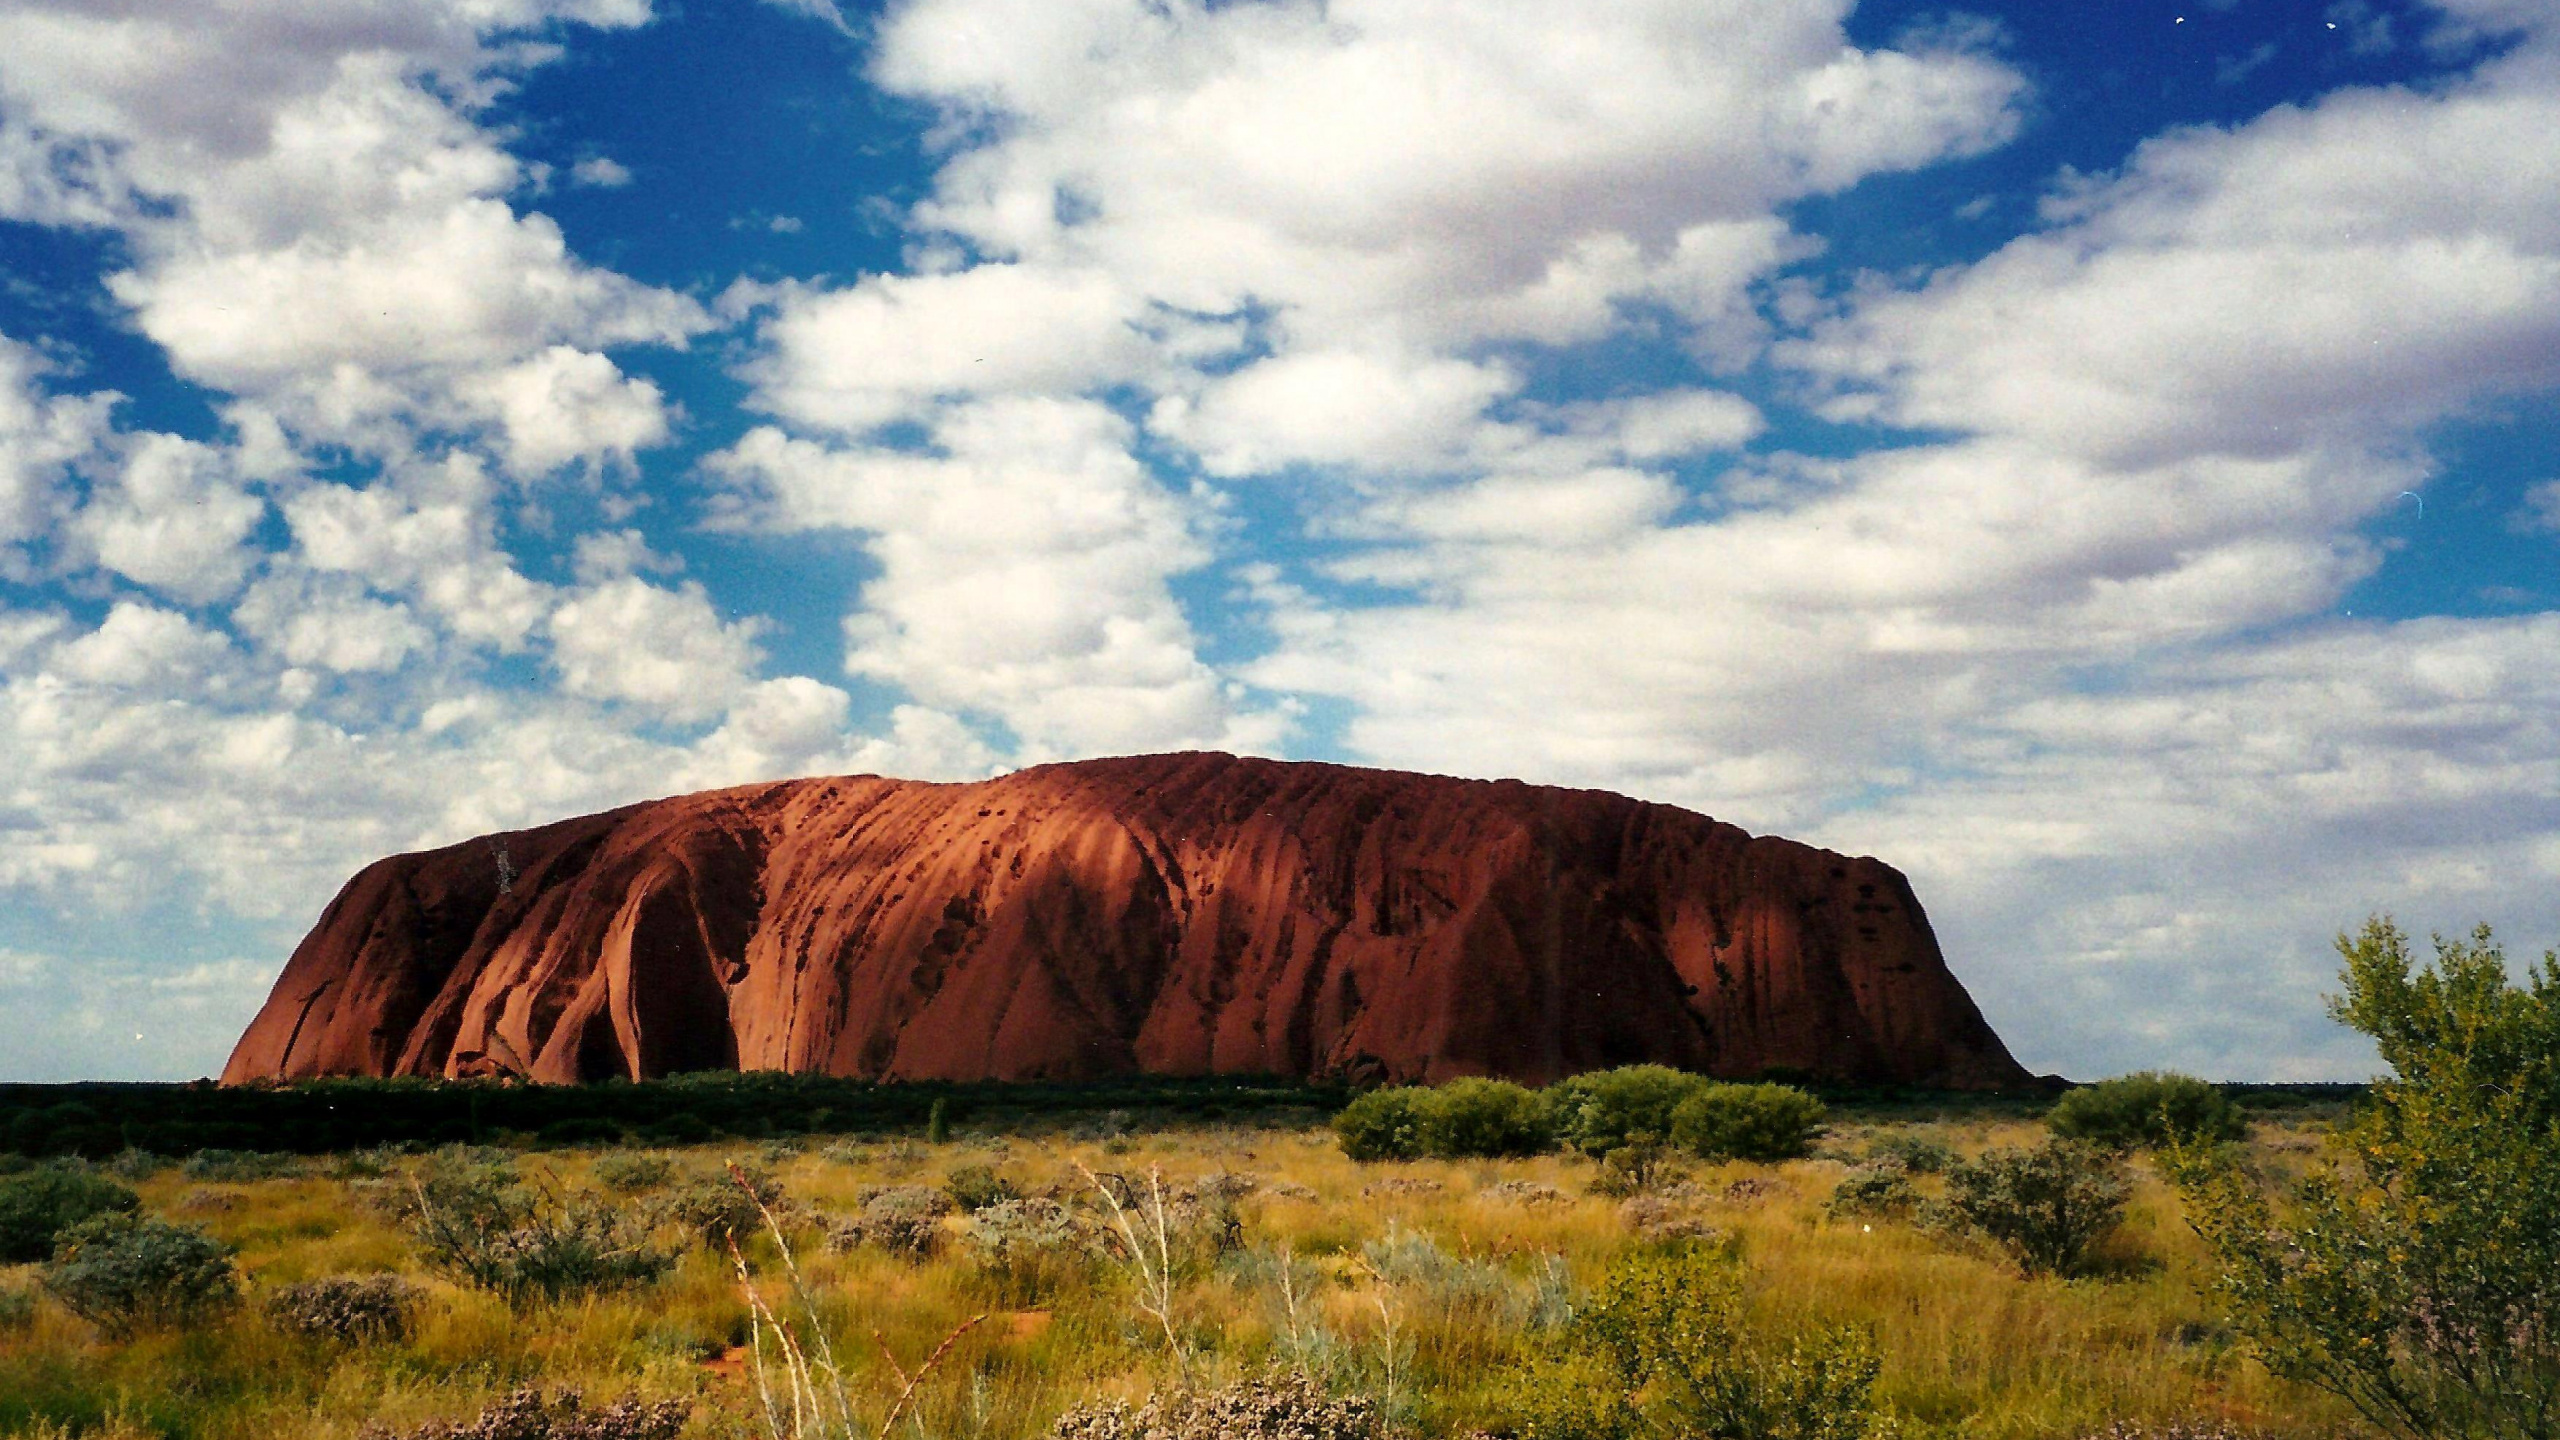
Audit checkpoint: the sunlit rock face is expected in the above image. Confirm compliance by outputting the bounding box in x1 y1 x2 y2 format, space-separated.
222 752 2029 1089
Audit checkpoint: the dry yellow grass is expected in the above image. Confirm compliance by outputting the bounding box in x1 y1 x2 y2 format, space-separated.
0 1112 2355 1440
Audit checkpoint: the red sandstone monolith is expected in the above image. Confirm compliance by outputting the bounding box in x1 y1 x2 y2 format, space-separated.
222 752 2027 1088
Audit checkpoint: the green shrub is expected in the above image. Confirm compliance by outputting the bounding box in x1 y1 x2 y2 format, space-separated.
1864 1131 1956 1174
963 1197 1095 1305
590 1153 674 1195
2049 1072 2245 1150
264 1274 421 1343
944 1163 1019 1213
1670 1083 1826 1162
1416 1077 1554 1158
2174 918 2560 1440
833 1185 952 1260
1500 1244 1887 1440
1825 1164 1919 1222
404 1161 673 1305
0 1164 140 1263
41 1212 239 1336
0 1285 34 1329
1332 1087 1428 1162
1492 1352 1639 1440
1545 1065 1710 1156
1944 1140 2129 1276
103 1149 162 1181
651 1167 783 1248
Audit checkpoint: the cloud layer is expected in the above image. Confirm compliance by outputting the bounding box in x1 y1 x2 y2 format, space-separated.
1 0 2555 1079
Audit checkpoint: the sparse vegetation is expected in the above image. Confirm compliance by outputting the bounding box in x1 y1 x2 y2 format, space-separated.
1499 1242 1889 1440
0 1074 2372 1440
404 1156 674 1304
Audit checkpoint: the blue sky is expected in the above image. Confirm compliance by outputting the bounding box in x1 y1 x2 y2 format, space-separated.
0 0 2554 1082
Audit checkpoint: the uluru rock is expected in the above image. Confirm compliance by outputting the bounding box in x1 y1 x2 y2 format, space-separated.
223 752 2028 1089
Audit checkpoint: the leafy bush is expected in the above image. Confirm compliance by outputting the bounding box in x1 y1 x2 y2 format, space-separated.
944 1163 1018 1212
1864 1131 1956 1174
1944 1140 2129 1276
590 1153 673 1195
1825 1164 1920 1222
833 1185 952 1260
264 1274 421 1343
103 1148 162 1181
405 1161 673 1305
1047 1370 1377 1440
1332 1087 1427 1162
2050 1073 2246 1150
963 1197 1095 1305
1417 1077 1555 1158
2174 918 2560 1440
41 1212 239 1336
1499 1244 1887 1440
1545 1065 1710 1156
356 1387 687 1440
651 1167 782 1248
0 1285 34 1329
1336 1079 1561 1161
1670 1083 1827 1161
0 1164 139 1262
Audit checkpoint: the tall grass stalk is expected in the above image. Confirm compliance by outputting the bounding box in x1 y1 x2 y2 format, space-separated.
1077 1162 1185 1367
725 1162 984 1440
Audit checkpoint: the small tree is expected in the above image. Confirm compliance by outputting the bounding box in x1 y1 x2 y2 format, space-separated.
1671 1083 1827 1162
2173 918 2560 1440
2050 1072 2246 1150
1944 1140 2130 1277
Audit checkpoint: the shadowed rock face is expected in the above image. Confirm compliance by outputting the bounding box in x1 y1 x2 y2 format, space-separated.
222 753 2029 1089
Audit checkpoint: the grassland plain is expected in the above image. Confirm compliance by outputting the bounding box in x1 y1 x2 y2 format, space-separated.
0 1102 2358 1440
